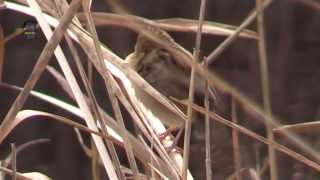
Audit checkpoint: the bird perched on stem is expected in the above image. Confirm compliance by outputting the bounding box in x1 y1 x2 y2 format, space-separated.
125 34 218 131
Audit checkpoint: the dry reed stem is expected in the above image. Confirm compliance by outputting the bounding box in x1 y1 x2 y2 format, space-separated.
90 140 100 180
3 139 50 168
206 0 272 64
231 98 242 180
256 0 278 179
74 128 95 158
182 0 207 178
0 108 125 157
78 14 257 39
10 143 16 180
154 18 257 39
274 121 320 134
204 60 212 180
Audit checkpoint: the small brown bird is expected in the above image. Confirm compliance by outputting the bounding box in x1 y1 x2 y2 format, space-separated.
126 35 217 130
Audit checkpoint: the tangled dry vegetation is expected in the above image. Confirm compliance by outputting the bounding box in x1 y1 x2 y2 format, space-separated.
1 0 320 179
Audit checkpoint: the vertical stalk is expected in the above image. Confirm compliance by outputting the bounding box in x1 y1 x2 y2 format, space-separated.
204 61 212 180
256 0 278 179
182 0 207 179
10 143 16 180
231 98 242 180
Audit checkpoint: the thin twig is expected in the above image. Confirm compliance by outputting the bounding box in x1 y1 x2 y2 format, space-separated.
6 109 123 147
74 128 94 157
205 0 272 65
273 121 320 134
4 139 50 167
80 14 257 39
231 98 242 180
17 139 50 155
204 60 212 180
256 0 278 179
10 143 16 180
182 0 206 179
91 140 100 180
